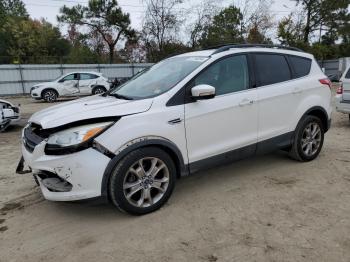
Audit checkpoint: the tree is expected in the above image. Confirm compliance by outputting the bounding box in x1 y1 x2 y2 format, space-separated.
0 0 27 20
142 0 183 61
187 0 219 48
277 12 306 48
199 5 244 48
294 0 350 43
58 0 135 63
1 18 71 63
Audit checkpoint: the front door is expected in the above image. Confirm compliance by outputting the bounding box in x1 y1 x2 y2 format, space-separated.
59 73 79 95
184 54 258 171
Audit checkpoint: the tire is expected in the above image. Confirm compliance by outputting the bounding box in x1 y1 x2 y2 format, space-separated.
92 86 106 95
42 89 58 102
289 115 324 162
108 147 176 215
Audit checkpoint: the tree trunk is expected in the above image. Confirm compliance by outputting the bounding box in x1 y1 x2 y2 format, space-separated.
108 44 114 64
304 8 311 43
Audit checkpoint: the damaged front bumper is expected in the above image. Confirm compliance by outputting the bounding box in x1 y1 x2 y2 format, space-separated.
17 139 111 201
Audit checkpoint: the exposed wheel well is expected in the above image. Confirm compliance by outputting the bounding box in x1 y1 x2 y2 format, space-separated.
41 88 58 98
306 108 329 132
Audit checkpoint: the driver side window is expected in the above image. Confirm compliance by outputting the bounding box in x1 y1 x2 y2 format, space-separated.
194 55 249 96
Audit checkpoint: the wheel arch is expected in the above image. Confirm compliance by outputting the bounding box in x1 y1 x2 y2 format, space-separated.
41 88 59 98
92 85 107 94
100 138 188 198
302 106 330 132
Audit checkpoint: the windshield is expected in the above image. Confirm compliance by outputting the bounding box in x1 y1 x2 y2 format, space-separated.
110 56 208 99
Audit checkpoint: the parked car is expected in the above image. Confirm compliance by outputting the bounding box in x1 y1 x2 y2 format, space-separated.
336 67 350 120
17 44 332 215
30 72 110 102
0 99 20 132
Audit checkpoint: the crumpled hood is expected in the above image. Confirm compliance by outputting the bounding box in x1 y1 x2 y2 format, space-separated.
29 95 153 129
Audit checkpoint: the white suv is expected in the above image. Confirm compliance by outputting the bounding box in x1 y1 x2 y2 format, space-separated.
30 72 110 102
336 66 350 120
18 45 332 215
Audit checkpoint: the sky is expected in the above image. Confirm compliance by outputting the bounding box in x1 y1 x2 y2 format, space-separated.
22 0 299 40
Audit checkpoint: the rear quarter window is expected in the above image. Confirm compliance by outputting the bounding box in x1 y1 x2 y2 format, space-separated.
288 55 312 78
254 54 292 87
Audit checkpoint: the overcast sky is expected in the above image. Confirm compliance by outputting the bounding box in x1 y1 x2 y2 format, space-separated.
22 0 299 40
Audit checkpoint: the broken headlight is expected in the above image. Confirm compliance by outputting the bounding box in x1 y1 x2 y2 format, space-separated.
45 122 113 155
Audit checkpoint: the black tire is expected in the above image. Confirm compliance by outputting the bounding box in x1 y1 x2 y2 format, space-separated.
108 147 176 215
92 86 106 95
289 115 324 162
42 89 58 102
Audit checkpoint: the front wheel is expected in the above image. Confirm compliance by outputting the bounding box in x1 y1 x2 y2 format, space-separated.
289 115 324 162
108 147 176 215
42 89 58 102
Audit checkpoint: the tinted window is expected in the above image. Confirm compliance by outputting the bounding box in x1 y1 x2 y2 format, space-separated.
345 69 350 79
254 54 291 86
194 55 249 96
288 56 311 78
80 73 99 80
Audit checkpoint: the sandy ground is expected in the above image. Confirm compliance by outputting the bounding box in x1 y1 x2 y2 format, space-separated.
0 94 349 262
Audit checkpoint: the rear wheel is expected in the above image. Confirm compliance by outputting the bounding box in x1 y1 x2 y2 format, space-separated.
93 86 106 95
42 89 58 102
109 147 176 215
289 115 324 162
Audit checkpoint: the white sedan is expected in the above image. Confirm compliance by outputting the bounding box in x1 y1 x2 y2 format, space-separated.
30 72 111 102
0 99 21 132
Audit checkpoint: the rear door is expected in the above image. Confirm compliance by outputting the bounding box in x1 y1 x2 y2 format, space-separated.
79 73 99 94
254 53 304 146
342 68 350 101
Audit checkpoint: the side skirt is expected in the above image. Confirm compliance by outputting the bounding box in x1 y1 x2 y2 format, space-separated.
188 131 294 174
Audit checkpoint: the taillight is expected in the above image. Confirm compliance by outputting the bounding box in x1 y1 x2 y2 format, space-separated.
319 78 332 89
336 83 343 94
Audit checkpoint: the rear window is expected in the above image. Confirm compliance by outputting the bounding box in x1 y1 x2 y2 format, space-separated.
288 56 312 78
254 54 292 87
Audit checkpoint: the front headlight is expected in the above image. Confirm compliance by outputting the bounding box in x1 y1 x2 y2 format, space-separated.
45 122 113 154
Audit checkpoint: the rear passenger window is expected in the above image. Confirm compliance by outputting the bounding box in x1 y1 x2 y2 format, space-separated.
288 56 312 78
254 54 291 87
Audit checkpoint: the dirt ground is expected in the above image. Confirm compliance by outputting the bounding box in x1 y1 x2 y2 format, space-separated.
0 93 349 262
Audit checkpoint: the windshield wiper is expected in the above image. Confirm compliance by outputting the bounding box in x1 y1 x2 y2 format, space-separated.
109 93 134 100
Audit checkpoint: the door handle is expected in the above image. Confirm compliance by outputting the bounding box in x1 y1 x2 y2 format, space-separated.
239 99 254 106
292 87 302 94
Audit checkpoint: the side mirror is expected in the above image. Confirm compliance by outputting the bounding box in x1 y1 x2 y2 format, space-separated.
191 84 215 100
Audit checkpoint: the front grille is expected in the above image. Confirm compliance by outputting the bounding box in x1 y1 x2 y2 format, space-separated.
23 123 46 153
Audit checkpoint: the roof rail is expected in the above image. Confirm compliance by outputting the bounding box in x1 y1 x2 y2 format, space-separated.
210 44 304 56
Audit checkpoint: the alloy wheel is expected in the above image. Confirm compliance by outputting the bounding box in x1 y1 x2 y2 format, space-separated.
44 91 57 102
123 157 170 208
301 122 322 157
